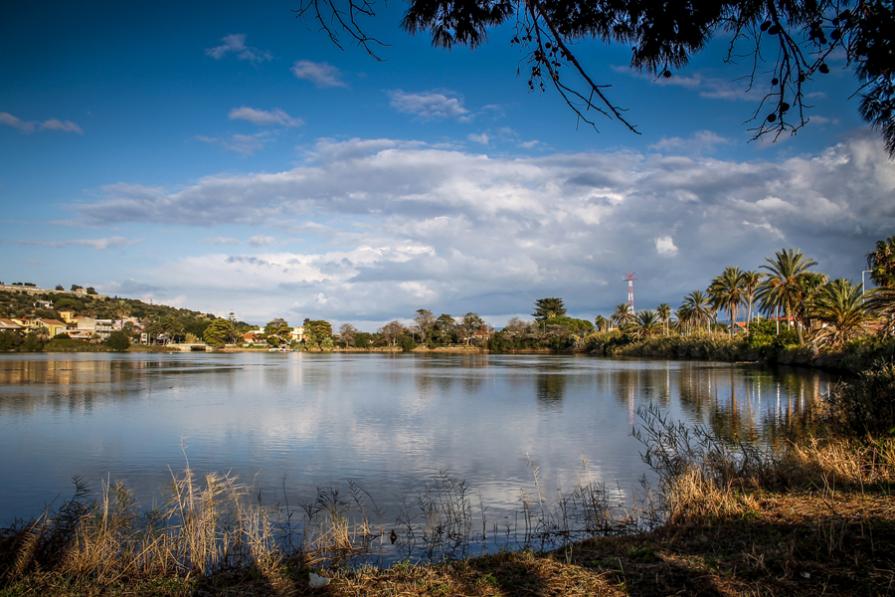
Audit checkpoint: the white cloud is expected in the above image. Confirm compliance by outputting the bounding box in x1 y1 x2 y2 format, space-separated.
742 220 785 239
754 196 794 211
650 130 730 153
205 33 271 62
206 236 241 245
228 106 302 128
611 66 752 101
74 133 895 323
1 112 82 134
248 234 276 246
15 236 137 250
291 60 347 88
467 132 490 145
0 112 33 132
40 119 83 133
195 132 272 155
389 90 471 121
655 236 679 256
809 115 840 126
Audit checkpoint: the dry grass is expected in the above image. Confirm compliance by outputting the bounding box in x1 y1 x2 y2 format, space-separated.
0 467 291 595
664 467 761 524
3 404 895 595
186 491 895 596
776 436 895 488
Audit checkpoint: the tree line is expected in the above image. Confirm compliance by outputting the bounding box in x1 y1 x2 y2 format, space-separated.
4 237 894 356
594 237 895 353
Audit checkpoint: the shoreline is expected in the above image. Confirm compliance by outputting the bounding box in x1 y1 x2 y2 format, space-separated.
0 344 855 373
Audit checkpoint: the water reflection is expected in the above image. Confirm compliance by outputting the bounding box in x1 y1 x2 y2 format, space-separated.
0 353 834 527
535 373 566 407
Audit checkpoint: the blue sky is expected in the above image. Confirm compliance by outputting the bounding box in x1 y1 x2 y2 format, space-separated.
1 1 892 327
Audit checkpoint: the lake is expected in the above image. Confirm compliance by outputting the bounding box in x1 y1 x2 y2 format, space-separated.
0 352 831 556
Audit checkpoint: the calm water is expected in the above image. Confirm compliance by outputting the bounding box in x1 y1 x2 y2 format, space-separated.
0 353 831 530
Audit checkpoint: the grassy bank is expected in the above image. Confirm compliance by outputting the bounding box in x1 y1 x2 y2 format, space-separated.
584 326 895 374
2 438 892 596
6 493 892 595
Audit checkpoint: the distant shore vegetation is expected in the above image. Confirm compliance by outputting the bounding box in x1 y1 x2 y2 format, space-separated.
2 236 895 371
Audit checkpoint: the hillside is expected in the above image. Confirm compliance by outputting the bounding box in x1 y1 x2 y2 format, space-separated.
0 285 222 339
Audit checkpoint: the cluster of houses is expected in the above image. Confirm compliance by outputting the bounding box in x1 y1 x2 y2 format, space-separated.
240 326 305 347
0 309 143 342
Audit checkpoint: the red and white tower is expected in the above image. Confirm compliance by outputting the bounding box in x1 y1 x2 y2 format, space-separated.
625 273 636 312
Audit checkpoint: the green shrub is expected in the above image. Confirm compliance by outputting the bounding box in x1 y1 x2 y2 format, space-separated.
837 336 895 373
354 332 373 349
826 358 895 436
583 330 626 355
0 330 25 351
745 319 799 357
611 333 747 361
105 331 130 351
398 335 416 352
21 332 46 352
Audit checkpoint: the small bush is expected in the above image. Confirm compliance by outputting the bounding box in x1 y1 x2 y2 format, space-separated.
105 331 130 351
745 319 799 357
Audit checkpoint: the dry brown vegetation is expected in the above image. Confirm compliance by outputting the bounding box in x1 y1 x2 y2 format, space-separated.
5 491 892 596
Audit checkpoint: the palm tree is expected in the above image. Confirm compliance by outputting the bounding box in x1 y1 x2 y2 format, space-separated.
811 279 870 349
656 303 672 336
757 248 818 342
594 315 609 332
866 286 895 337
741 271 761 329
676 305 693 335
634 310 661 339
611 303 634 328
866 236 895 336
867 235 895 288
795 271 829 333
681 290 714 333
708 267 745 335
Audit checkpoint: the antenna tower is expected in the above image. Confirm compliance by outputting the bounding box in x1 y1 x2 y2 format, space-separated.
625 273 636 312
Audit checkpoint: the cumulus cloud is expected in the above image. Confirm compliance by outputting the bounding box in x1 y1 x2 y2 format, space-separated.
655 236 679 256
228 106 302 128
1 112 83 134
72 134 895 323
389 90 471 121
291 60 346 88
205 33 271 62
